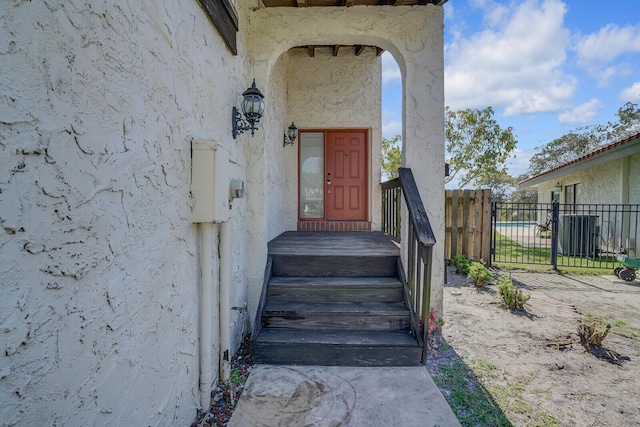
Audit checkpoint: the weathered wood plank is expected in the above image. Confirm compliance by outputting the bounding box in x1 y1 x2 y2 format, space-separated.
272 254 397 277
253 342 421 366
451 190 459 256
251 257 272 340
253 329 421 366
268 276 403 302
398 168 436 247
262 301 410 330
268 231 400 257
256 328 418 346
462 189 471 259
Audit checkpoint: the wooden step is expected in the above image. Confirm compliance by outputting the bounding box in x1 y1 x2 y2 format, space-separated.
262 301 410 330
252 329 421 366
267 277 403 302
271 254 397 277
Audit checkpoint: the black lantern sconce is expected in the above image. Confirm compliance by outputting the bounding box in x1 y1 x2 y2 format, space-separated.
232 79 265 139
283 122 298 147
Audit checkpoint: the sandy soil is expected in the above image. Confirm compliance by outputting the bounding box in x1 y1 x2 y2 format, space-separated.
429 266 640 426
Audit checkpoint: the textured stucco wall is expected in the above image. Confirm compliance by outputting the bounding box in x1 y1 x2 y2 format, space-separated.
536 157 640 205
284 48 382 230
629 153 640 204
0 0 251 424
246 5 446 317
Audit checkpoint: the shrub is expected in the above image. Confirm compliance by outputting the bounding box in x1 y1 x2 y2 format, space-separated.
497 274 530 310
468 261 493 287
577 321 611 349
451 253 471 275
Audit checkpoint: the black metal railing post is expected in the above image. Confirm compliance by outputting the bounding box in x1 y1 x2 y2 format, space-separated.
551 200 560 270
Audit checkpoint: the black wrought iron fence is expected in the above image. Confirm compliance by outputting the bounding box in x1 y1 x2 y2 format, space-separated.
491 202 640 269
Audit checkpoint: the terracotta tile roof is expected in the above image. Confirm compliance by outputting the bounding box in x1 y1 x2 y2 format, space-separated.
519 131 640 186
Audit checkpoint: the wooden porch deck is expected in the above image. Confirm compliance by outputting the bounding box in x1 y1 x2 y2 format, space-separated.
268 231 400 257
253 230 421 366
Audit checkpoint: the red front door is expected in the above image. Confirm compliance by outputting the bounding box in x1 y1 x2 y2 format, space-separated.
325 130 368 221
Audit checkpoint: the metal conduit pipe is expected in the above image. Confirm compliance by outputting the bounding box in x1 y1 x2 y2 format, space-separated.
219 221 231 381
199 222 215 410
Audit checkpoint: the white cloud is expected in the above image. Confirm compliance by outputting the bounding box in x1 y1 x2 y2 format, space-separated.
619 82 640 102
445 0 575 116
575 23 640 82
558 98 603 125
507 147 536 178
381 51 401 84
382 107 402 138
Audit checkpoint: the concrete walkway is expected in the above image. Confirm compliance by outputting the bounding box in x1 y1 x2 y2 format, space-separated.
510 270 640 293
228 365 461 427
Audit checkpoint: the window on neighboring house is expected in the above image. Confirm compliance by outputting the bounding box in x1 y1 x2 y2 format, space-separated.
564 183 580 212
565 183 580 204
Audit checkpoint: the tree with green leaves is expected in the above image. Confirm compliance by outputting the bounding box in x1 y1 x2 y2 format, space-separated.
381 134 401 180
478 172 517 203
445 106 517 188
527 101 640 177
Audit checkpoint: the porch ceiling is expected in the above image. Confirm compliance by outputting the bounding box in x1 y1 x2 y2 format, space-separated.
261 0 447 7
293 44 384 57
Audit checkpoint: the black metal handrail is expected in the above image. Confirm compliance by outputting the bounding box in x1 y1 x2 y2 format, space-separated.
381 168 436 364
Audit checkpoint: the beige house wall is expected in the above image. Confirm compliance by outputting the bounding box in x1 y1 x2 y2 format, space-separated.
0 0 253 424
284 48 383 231
1 1 446 424
246 5 446 318
536 154 640 205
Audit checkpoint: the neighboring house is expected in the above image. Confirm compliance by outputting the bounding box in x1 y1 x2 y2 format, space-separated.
519 132 640 254
519 132 640 206
0 0 446 425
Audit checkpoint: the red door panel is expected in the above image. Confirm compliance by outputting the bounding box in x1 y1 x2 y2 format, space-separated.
325 131 367 221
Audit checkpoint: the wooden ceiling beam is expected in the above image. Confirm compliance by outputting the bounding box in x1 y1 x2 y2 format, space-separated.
332 45 340 56
308 45 316 57
354 45 366 56
376 47 384 56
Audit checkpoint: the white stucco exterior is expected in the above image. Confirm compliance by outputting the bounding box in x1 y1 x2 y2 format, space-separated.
534 154 640 205
246 5 446 317
0 1 250 424
284 47 383 230
1 1 445 424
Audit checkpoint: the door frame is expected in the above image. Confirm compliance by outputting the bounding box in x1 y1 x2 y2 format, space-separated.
298 128 369 222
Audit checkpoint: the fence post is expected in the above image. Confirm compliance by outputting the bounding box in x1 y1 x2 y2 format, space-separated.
551 200 560 270
489 202 497 267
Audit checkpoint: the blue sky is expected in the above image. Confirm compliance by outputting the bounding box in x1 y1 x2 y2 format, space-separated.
382 0 640 180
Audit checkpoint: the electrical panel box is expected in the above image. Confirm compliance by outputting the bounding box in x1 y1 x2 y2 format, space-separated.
191 140 231 223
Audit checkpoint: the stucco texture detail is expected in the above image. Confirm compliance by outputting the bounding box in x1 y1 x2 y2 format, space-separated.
628 153 640 204
537 154 640 205
285 48 382 229
0 1 250 424
246 5 445 315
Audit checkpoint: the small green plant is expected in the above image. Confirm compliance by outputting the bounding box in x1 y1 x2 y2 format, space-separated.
229 368 242 385
468 261 493 287
451 253 471 275
497 274 530 310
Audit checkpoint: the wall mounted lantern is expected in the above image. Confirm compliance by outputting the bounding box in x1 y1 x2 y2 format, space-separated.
554 182 562 193
283 122 298 147
232 79 265 139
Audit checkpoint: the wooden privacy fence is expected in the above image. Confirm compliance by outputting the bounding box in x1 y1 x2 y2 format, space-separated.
445 189 492 262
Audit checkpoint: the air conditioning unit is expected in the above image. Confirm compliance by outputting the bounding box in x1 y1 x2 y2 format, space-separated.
558 215 599 257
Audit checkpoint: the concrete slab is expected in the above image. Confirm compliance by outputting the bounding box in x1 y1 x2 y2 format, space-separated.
228 365 461 427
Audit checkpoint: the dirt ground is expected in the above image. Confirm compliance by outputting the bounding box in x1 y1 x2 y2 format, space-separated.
429 266 640 426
